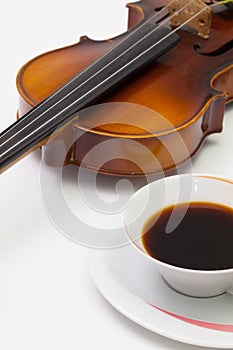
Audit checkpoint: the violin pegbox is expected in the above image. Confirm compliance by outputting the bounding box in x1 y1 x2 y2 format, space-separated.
167 0 212 39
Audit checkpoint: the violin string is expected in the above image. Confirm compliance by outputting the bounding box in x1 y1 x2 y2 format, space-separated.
218 0 233 4
0 0 185 143
0 0 221 159
0 1 223 160
1 0 232 147
0 0 195 146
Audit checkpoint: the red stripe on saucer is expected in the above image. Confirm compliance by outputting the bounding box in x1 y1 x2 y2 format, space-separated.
148 303 233 332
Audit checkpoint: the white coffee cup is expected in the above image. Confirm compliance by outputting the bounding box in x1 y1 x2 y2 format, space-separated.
124 174 233 298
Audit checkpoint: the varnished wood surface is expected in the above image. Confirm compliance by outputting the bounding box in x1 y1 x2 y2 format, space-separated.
0 3 233 350
16 0 233 175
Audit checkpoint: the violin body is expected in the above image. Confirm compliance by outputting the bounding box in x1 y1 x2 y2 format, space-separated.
16 0 233 176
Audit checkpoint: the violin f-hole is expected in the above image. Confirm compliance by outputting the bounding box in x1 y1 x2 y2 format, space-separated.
194 39 233 56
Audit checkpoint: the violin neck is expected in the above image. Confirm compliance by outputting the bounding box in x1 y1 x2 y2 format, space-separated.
0 21 180 173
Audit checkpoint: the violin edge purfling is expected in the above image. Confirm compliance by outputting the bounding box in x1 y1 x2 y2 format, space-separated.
1 0 233 176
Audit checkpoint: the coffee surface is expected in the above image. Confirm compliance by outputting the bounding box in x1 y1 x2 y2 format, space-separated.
142 202 233 270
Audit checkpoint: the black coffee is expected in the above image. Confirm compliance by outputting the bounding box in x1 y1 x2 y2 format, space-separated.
141 202 233 270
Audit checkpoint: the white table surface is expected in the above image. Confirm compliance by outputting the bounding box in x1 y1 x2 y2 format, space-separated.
1 1 233 349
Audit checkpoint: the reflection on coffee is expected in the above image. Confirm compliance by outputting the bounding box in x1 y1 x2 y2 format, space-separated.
142 202 233 271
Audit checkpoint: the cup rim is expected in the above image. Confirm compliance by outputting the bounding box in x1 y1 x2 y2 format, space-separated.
124 173 233 275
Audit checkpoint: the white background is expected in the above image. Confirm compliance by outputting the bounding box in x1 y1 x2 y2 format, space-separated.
0 1 233 349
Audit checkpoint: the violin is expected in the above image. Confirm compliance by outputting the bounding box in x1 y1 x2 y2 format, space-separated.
0 0 233 176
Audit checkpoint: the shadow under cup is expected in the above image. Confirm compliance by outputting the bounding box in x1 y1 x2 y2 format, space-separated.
124 174 233 298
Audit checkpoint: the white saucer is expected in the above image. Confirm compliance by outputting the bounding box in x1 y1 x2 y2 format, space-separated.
89 243 233 348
